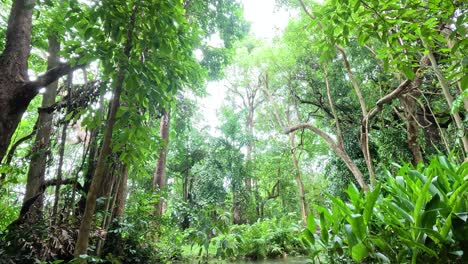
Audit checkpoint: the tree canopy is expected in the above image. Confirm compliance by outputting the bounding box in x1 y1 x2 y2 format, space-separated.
0 0 466 263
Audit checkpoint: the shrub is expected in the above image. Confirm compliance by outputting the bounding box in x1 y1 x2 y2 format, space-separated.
303 157 468 263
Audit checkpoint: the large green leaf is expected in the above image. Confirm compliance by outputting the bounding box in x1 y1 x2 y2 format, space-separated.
351 242 369 262
307 213 316 233
348 214 366 240
363 183 381 224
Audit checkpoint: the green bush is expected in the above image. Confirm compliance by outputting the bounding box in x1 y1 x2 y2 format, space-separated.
210 215 306 260
303 157 468 263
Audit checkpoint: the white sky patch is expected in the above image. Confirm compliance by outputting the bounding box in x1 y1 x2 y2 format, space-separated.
200 0 291 133
207 33 225 48
242 0 291 40
194 48 204 62
197 80 226 136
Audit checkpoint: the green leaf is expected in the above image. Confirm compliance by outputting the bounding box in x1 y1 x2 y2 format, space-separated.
400 238 438 257
307 213 316 232
346 183 361 208
364 183 380 224
319 212 329 243
351 242 369 262
401 65 415 80
349 214 366 240
302 228 315 244
413 174 434 238
374 252 391 263
344 224 358 248
450 250 463 257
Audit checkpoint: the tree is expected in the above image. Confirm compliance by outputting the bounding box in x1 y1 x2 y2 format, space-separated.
0 0 79 163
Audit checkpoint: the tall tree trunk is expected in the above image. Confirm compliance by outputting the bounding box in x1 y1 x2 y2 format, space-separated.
106 165 128 257
152 108 170 216
52 72 72 223
289 132 307 224
400 92 424 166
423 42 468 154
77 129 99 217
22 34 60 222
262 70 368 192
113 165 128 220
245 108 254 192
0 0 72 161
336 46 375 186
0 0 34 162
232 191 242 224
96 166 119 256
74 7 137 257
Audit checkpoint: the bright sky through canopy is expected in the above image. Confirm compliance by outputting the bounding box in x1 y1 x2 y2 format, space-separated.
199 0 291 133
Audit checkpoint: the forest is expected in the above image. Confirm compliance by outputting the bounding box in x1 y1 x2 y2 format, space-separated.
0 0 467 263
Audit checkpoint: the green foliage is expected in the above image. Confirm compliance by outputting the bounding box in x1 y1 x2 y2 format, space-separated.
185 215 306 261
303 157 467 263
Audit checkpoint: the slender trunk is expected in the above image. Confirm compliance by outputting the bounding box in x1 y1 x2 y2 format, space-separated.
423 42 468 154
22 34 60 222
77 129 99 217
68 130 90 218
245 108 254 192
336 46 375 186
52 118 68 222
52 73 72 223
106 165 128 257
96 167 119 256
400 92 424 166
74 7 137 257
113 165 128 220
442 29 468 112
152 108 170 216
289 132 307 224
262 70 368 191
232 191 242 224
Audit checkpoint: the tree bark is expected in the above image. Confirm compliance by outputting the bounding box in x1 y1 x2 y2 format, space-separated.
152 108 170 216
423 41 468 154
52 73 72 223
74 6 137 257
245 107 254 192
0 0 34 162
284 124 369 192
336 46 375 186
289 132 307 224
22 34 60 223
400 92 424 166
113 165 128 220
0 1 76 162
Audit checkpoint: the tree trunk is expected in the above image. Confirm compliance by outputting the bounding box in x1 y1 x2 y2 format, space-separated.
232 191 242 224
400 92 424 166
74 7 137 257
105 165 128 257
0 0 73 162
52 73 72 223
424 43 468 154
113 165 128 220
152 108 170 216
77 129 99 217
22 34 60 223
96 167 118 256
336 46 375 186
0 0 34 162
245 108 254 192
289 132 307 224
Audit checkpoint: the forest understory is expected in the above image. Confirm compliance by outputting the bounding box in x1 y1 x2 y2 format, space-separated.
0 0 467 263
